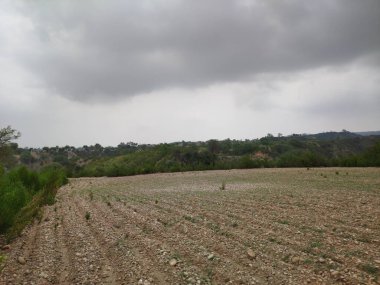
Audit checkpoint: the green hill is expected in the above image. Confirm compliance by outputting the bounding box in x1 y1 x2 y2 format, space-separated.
15 130 379 177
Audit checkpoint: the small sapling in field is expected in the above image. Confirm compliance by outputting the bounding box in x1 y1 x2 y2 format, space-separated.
85 212 91 220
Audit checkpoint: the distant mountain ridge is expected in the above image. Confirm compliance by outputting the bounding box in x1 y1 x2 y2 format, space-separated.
302 131 361 140
295 130 380 140
354 131 380 136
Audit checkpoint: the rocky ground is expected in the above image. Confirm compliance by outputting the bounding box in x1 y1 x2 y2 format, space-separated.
1 168 379 284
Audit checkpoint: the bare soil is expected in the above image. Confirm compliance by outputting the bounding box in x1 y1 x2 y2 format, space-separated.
1 168 379 284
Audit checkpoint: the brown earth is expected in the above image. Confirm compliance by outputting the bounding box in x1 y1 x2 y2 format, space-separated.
1 168 379 284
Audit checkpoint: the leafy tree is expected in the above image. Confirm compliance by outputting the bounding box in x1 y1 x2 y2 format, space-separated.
0 126 21 168
360 141 380 166
20 150 34 165
207 139 220 154
0 126 21 147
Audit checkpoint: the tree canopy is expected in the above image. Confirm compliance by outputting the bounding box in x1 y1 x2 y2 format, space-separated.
0 126 20 147
0 126 21 168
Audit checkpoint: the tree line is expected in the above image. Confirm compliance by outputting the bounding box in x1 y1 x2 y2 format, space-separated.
7 129 379 178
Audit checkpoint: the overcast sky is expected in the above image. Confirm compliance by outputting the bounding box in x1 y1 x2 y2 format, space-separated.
1 0 379 147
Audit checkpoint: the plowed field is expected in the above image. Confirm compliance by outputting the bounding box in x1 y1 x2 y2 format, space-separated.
1 168 379 284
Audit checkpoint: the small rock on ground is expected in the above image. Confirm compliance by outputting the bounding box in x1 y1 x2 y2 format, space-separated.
17 257 26 265
169 258 177 266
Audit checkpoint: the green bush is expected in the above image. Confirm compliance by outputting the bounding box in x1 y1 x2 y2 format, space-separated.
39 164 68 190
0 164 68 239
0 180 30 232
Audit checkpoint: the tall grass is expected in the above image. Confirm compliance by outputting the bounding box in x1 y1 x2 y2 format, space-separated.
0 164 67 239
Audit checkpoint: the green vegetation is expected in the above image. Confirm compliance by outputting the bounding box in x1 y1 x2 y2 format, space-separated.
1 165 68 241
0 254 6 271
360 263 379 279
303 240 323 254
0 126 68 241
12 130 378 178
85 211 91 220
183 215 198 223
0 126 20 169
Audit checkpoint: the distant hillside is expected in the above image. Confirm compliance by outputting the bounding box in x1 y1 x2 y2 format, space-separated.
304 130 361 140
354 131 380 136
14 130 380 177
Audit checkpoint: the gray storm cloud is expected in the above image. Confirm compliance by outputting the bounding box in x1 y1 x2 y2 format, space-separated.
8 0 380 101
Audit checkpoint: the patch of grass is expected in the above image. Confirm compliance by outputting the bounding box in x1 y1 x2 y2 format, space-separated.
85 211 91 220
142 224 152 234
278 220 290 225
359 263 379 278
220 230 233 238
206 267 214 280
200 267 214 285
282 254 291 263
303 258 313 265
227 213 238 219
0 254 7 272
357 236 371 243
219 181 226 190
206 220 233 237
345 250 365 257
157 218 169 227
303 240 323 254
230 221 239 228
310 241 322 248
170 251 182 260
183 215 198 223
314 228 325 234
207 222 221 233
268 237 277 243
115 238 125 247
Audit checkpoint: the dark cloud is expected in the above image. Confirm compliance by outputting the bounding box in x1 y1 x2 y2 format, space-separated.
14 0 380 101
